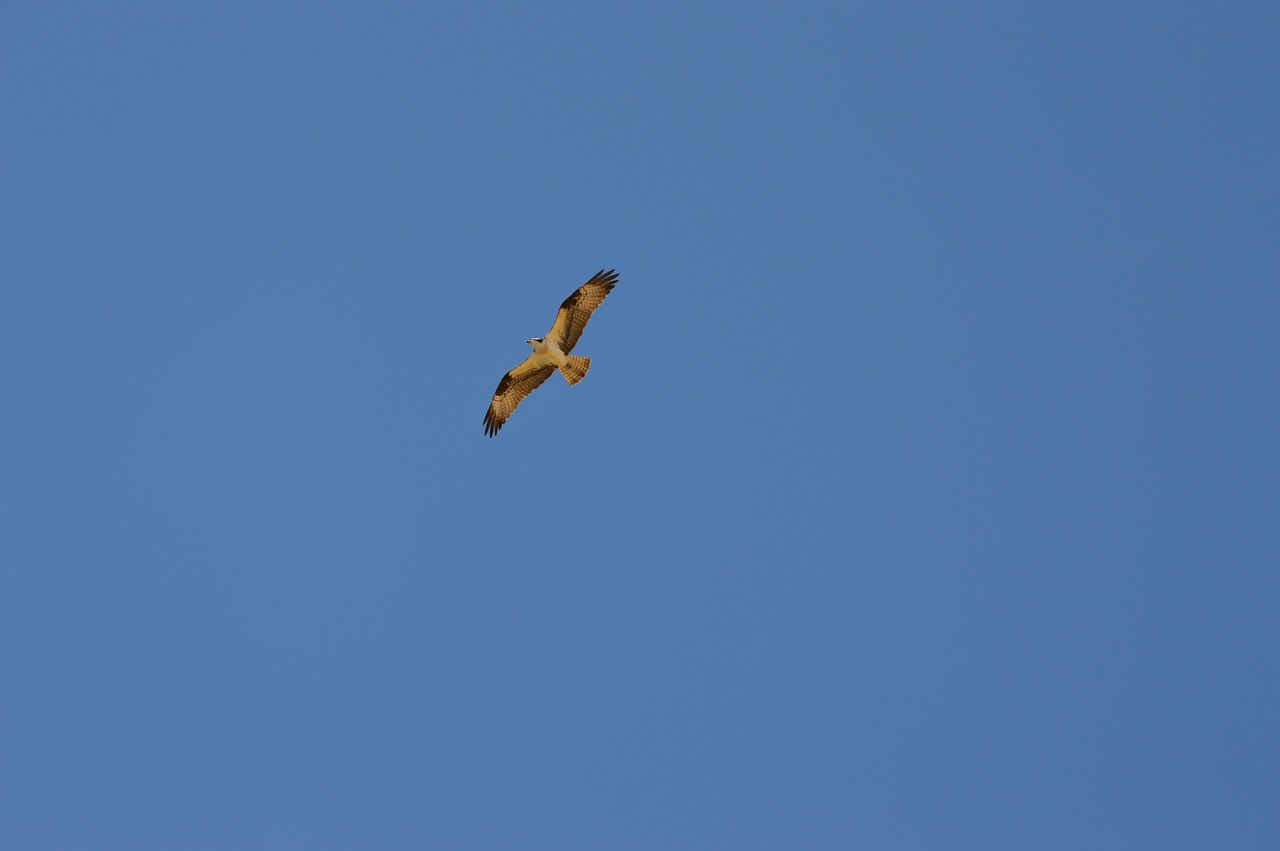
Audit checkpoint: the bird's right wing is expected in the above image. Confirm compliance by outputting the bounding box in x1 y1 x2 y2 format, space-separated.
483 355 556 437
547 269 618 354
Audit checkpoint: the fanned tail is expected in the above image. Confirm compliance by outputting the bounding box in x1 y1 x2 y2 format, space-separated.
560 355 591 385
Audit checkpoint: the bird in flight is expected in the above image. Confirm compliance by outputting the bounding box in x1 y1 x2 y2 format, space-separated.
483 269 619 437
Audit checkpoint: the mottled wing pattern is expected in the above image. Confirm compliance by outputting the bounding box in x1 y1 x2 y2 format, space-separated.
483 356 556 437
547 269 618 354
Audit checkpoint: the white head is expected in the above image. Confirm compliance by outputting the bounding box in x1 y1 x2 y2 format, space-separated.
527 336 544 349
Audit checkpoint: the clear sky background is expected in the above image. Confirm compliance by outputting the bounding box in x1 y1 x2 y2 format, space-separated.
2 2 1277 849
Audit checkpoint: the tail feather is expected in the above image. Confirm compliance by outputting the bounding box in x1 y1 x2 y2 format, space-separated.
560 355 591 385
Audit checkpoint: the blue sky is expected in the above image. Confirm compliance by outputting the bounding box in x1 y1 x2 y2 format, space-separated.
2 2 1277 848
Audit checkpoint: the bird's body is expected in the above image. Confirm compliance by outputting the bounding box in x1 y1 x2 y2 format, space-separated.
483 269 618 437
527 335 567 368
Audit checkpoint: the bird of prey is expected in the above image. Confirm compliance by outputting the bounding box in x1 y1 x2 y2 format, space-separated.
483 269 618 437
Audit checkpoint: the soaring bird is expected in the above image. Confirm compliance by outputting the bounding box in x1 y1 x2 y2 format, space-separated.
483 269 618 437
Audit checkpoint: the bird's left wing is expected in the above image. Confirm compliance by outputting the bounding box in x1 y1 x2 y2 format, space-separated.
483 355 557 437
547 268 618 354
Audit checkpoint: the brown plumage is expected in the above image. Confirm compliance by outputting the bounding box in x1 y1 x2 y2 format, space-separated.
483 269 618 437
548 269 619 354
483 361 555 438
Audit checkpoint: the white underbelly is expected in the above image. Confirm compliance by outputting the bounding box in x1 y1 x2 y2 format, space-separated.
534 340 568 367
547 352 568 368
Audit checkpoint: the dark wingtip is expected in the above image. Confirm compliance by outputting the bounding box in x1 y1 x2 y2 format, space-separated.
595 268 619 290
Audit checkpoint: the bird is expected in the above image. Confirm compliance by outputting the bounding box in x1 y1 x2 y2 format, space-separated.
483 269 618 437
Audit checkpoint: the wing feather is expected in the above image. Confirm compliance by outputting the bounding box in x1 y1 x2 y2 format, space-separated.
547 269 618 354
483 355 556 437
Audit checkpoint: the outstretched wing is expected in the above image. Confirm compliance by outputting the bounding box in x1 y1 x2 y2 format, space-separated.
547 269 618 354
483 355 556 437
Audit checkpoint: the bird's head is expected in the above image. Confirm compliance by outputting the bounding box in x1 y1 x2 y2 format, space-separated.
527 337 544 348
